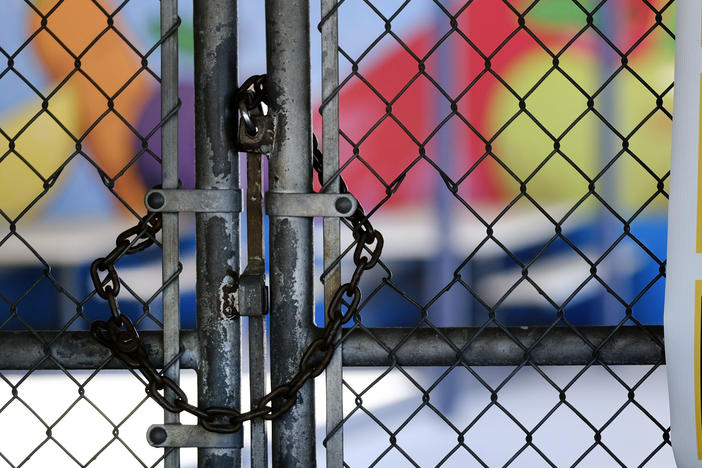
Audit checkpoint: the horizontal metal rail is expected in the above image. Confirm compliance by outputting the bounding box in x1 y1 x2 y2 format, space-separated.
0 330 198 370
339 326 664 366
0 326 663 370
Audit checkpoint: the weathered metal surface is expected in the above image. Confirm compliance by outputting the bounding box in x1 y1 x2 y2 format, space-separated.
245 153 268 468
0 326 664 371
239 260 267 317
160 1 180 466
0 331 198 370
238 114 275 154
265 192 357 218
147 424 243 449
320 0 344 464
145 189 242 213
265 0 317 465
193 0 242 465
339 326 665 366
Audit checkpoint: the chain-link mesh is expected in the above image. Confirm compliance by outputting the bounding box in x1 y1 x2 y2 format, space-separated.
319 0 673 465
0 1 186 466
0 0 677 465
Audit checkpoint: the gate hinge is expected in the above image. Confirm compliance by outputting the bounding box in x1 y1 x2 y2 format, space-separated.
145 189 242 213
266 192 358 218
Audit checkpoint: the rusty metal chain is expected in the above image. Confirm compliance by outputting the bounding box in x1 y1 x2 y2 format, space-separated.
89 74 383 433
238 74 267 136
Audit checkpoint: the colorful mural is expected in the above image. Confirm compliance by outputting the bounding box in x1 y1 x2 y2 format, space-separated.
0 0 195 221
0 0 675 329
328 0 673 215
321 0 673 325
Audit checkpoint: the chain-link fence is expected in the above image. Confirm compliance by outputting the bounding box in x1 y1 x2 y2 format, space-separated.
318 0 673 466
0 0 676 466
0 0 192 466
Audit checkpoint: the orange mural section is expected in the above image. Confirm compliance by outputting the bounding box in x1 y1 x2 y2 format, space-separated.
30 0 151 213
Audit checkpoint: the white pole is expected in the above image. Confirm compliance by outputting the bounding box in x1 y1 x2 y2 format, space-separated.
665 1 702 466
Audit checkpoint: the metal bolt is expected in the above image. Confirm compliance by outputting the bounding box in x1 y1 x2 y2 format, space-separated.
335 196 352 215
147 191 166 210
148 426 168 445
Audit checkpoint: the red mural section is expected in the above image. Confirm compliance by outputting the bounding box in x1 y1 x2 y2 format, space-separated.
319 0 673 216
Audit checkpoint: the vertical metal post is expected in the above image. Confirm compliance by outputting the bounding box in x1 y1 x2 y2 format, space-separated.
266 0 317 466
320 1 344 466
161 1 180 467
246 154 268 468
193 1 242 467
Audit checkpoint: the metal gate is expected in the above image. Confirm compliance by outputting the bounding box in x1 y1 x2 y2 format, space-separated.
0 0 673 467
0 0 240 466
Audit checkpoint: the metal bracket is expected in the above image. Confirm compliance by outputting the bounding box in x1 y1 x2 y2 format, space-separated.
147 424 242 448
238 259 268 317
266 192 357 218
145 189 242 213
238 114 275 154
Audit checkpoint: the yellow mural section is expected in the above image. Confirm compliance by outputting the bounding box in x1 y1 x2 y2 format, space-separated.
490 35 673 216
0 87 79 219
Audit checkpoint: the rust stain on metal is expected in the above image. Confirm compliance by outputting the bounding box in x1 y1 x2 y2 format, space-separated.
218 268 239 318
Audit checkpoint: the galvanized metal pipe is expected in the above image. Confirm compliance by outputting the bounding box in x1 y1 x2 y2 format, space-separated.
193 0 242 466
0 331 198 370
265 0 317 465
0 326 665 370
339 326 665 366
320 0 343 466
160 1 180 466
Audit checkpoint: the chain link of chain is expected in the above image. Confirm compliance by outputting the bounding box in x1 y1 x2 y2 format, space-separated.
238 74 267 136
89 75 383 433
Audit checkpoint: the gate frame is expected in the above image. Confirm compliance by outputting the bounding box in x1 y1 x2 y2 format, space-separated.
265 0 318 465
193 0 242 467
